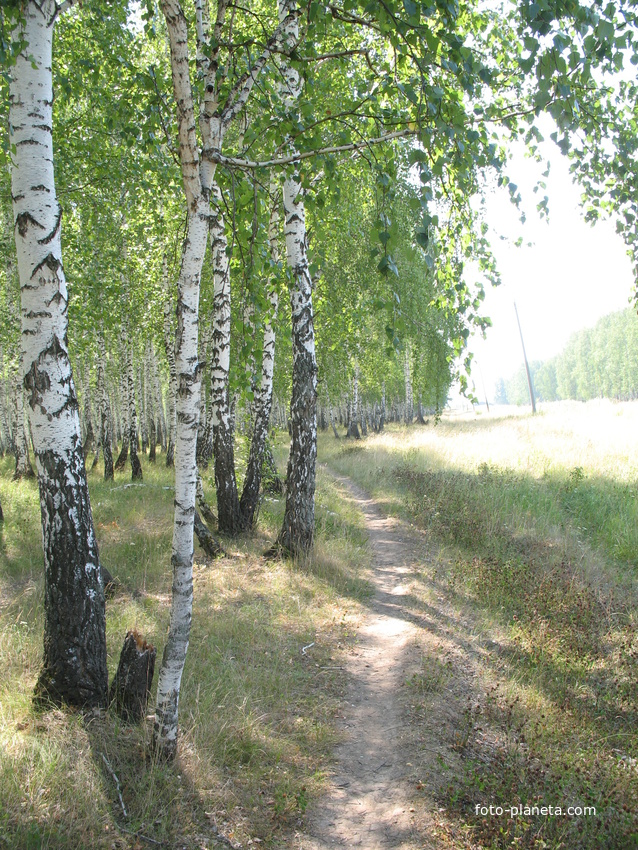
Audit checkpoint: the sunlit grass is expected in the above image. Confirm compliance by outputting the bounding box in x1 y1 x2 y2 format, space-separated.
320 401 638 849
0 444 371 849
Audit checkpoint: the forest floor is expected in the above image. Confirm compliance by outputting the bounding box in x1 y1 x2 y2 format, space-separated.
2 403 638 849
296 471 484 850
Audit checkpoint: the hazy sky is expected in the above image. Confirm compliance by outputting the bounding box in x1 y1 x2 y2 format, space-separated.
467 140 634 400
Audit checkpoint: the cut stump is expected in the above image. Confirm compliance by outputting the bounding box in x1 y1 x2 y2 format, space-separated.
194 510 225 559
109 630 156 722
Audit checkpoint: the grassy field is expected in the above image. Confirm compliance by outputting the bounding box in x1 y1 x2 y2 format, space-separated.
1 401 637 849
322 399 638 849
0 439 372 850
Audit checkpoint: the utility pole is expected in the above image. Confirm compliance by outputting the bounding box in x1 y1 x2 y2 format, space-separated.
514 302 536 414
476 362 490 413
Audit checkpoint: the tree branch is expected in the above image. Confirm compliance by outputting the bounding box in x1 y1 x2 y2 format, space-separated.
204 128 416 170
220 8 301 128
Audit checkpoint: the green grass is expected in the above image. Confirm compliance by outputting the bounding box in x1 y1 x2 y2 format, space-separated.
3 401 638 849
320 402 638 850
0 445 371 850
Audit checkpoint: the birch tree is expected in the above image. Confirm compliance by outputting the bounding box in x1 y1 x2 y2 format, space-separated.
153 0 298 758
8 0 107 707
239 192 281 528
209 192 242 532
273 0 318 555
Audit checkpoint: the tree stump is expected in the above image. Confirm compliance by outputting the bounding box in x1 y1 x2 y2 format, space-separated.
263 442 283 495
109 630 156 722
194 510 225 559
100 563 118 598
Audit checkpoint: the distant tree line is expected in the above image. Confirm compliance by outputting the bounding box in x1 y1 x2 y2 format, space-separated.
495 307 638 405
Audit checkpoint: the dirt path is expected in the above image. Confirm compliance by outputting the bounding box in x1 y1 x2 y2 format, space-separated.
297 474 422 849
294 473 484 850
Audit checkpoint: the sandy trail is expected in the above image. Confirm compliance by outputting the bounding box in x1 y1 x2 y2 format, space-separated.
297 475 432 849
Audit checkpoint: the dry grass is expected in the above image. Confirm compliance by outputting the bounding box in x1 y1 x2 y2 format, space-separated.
0 447 371 850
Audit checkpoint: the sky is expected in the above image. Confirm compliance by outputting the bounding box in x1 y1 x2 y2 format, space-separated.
466 138 635 402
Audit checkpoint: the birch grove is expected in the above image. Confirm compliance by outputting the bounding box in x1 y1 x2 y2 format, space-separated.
0 0 633 790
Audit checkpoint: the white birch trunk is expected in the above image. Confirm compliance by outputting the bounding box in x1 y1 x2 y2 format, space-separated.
145 343 157 462
9 0 107 706
114 360 129 470
82 362 96 459
124 329 142 479
347 367 361 439
97 332 114 480
150 344 167 452
196 321 212 462
154 0 210 760
138 360 148 456
240 194 280 526
276 0 317 555
163 259 178 468
0 346 14 453
404 345 413 425
209 192 241 533
13 377 34 478
154 0 297 756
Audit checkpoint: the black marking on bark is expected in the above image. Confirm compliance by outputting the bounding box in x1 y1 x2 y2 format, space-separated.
24 360 51 410
46 290 67 309
31 252 61 279
33 447 107 708
30 184 50 193
16 211 44 237
38 207 62 245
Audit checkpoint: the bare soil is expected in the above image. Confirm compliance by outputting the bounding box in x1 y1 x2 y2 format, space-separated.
294 473 488 850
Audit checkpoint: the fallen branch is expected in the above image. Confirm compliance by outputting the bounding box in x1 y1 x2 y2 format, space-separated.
100 752 127 819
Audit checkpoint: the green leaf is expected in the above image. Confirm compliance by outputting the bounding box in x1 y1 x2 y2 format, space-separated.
403 0 419 17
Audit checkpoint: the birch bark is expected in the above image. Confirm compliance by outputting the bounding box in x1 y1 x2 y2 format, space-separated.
9 0 107 706
150 345 167 453
145 344 157 462
0 346 14 454
13 377 35 478
124 329 143 479
163 263 177 468
404 345 413 425
209 194 241 533
239 196 280 527
114 371 129 470
82 362 96 459
97 332 114 481
153 0 210 759
275 0 318 555
347 367 361 439
139 362 148 456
